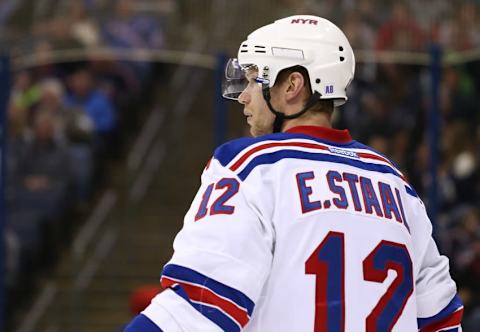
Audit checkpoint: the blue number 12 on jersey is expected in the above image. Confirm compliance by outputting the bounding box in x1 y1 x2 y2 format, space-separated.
305 231 413 332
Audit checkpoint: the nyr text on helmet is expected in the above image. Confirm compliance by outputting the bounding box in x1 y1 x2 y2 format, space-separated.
291 18 318 25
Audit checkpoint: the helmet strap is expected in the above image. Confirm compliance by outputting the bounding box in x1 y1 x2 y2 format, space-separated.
262 83 322 133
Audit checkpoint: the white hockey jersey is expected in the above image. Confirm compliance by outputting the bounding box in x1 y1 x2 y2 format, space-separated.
125 126 463 332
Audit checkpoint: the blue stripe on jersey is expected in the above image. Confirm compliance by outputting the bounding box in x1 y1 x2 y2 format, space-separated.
162 264 255 316
169 283 241 332
405 185 418 198
237 149 403 182
123 314 164 332
214 133 419 198
214 132 359 167
441 328 459 332
190 301 241 332
214 136 269 167
346 140 401 166
417 294 463 329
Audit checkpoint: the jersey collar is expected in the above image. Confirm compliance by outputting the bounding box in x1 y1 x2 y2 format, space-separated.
285 126 352 144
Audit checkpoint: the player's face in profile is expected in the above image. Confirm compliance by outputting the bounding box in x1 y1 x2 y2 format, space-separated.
238 67 276 137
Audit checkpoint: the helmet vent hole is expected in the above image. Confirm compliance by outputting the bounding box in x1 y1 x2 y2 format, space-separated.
315 78 321 84
255 50 266 53
242 44 248 48
340 57 345 62
339 46 344 51
254 45 266 48
240 50 248 53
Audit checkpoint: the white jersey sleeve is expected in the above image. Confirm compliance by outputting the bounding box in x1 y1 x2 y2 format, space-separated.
405 194 464 331
134 153 274 332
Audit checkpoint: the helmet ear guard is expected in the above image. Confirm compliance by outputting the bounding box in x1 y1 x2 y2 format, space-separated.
308 63 353 107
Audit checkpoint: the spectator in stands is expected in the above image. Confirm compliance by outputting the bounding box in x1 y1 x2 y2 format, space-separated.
102 0 164 50
448 123 478 204
19 109 70 187
6 97 29 207
32 16 83 51
66 1 101 48
64 67 117 152
5 229 20 288
440 65 476 123
355 0 388 29
11 70 41 111
36 79 68 142
102 0 165 79
375 2 425 51
446 207 479 276
16 108 73 219
277 0 329 16
406 0 451 39
38 78 95 202
342 11 375 51
0 0 19 28
436 2 480 51
341 11 377 84
29 40 67 81
38 78 94 142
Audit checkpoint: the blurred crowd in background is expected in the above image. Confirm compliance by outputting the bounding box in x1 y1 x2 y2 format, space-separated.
3 0 169 323
278 0 480 52
0 0 479 330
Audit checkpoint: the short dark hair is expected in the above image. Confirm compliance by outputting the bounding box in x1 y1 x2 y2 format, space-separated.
274 66 334 114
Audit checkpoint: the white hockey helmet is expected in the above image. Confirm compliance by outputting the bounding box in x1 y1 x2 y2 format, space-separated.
223 15 355 107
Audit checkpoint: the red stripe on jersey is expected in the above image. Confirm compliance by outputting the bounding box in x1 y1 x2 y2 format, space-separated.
356 152 407 181
205 158 212 170
230 141 399 175
357 152 393 167
161 276 250 327
230 141 329 171
419 308 463 332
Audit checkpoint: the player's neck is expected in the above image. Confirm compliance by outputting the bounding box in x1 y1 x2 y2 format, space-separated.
282 112 332 132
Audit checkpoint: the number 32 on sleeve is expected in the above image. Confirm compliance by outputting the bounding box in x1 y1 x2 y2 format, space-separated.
306 231 413 332
194 178 240 221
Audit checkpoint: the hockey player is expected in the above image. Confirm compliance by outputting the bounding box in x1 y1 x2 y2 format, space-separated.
125 15 463 331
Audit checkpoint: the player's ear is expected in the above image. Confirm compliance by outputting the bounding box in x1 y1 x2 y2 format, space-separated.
284 72 305 102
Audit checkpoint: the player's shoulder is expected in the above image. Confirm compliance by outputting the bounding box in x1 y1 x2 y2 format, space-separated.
211 131 361 182
211 131 392 173
350 141 419 197
347 140 400 170
347 141 394 162
213 132 290 168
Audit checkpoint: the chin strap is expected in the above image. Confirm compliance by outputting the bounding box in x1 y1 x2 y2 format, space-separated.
262 84 321 133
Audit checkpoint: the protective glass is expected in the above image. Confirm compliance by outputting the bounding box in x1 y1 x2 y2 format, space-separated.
222 58 269 100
